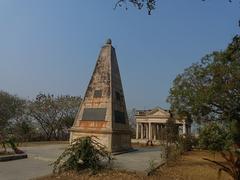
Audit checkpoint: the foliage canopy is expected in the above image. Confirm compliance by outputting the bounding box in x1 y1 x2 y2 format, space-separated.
167 35 240 145
199 122 232 152
0 91 25 130
167 36 240 179
29 93 81 140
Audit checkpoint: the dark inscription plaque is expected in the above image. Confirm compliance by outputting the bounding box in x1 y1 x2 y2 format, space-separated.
94 90 102 98
82 108 106 121
115 111 125 124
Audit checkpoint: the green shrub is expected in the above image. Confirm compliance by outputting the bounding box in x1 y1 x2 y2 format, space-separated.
178 135 197 152
199 122 232 152
52 136 112 174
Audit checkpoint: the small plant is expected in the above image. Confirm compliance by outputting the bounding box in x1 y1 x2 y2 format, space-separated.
52 136 112 174
6 138 24 154
146 159 158 175
0 136 24 154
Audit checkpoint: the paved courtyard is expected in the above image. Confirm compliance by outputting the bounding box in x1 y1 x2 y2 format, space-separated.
0 144 66 180
0 144 165 180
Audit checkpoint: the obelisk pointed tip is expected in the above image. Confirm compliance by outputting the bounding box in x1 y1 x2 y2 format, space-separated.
105 38 112 45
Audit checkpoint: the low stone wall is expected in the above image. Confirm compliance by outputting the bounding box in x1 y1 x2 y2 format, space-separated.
0 153 28 162
131 139 162 145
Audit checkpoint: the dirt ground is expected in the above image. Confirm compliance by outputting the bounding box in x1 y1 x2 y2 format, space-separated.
36 150 232 180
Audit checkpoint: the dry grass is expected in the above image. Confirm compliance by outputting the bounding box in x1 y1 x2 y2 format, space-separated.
35 170 144 180
36 150 232 180
156 150 232 180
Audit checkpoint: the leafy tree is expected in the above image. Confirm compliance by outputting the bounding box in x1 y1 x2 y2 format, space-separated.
128 108 136 129
167 35 240 147
164 117 179 144
0 91 25 150
0 91 25 130
168 35 240 179
128 108 136 138
199 122 232 152
13 117 35 142
116 0 240 28
29 93 81 140
163 117 179 162
115 0 238 16
115 0 156 15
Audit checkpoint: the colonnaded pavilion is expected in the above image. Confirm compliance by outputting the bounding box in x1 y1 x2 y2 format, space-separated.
133 107 191 144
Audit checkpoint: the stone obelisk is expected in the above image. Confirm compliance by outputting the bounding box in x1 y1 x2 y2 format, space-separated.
70 39 131 152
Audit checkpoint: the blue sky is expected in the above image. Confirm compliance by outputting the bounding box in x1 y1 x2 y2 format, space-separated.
0 0 239 109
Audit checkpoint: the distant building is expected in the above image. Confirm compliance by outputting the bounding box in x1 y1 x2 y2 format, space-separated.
134 107 191 144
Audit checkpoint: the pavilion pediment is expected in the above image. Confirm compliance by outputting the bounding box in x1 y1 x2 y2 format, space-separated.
147 108 170 117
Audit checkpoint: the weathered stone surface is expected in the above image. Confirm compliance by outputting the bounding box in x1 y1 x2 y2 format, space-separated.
70 39 131 152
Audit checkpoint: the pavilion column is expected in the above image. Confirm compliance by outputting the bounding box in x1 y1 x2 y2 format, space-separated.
142 123 146 139
141 123 144 139
149 122 152 140
160 124 163 140
156 124 158 140
136 123 139 139
146 124 149 139
153 124 156 141
157 124 160 140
